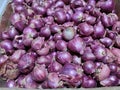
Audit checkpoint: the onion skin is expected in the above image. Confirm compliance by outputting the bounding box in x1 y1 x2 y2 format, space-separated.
68 37 86 54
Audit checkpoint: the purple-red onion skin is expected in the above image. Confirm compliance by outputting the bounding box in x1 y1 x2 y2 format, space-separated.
56 40 67 51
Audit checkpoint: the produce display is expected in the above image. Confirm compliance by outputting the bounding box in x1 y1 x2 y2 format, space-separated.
0 0 120 89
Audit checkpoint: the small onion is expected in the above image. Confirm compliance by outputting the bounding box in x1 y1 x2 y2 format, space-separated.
112 21 120 33
100 37 113 47
18 53 35 73
83 61 95 74
31 37 44 50
72 55 81 65
0 55 8 66
37 46 49 56
50 24 61 34
63 27 75 41
56 51 72 64
68 37 86 54
31 65 48 82
78 22 94 36
109 63 117 73
6 80 16 88
48 61 62 72
56 40 67 51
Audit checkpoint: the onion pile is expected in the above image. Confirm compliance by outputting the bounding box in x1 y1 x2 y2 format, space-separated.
1 0 120 89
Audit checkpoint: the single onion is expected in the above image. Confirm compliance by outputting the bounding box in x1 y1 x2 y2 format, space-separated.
1 31 10 40
8 26 19 39
82 76 97 88
6 80 16 88
36 56 51 66
93 21 106 39
100 37 113 47
18 53 35 73
48 61 62 72
56 51 72 64
112 21 120 33
109 63 117 73
31 37 44 50
37 46 49 56
54 0 65 8
14 4 25 13
68 37 86 54
54 9 67 24
83 61 95 74
72 55 81 65
78 22 94 36
82 47 96 61
56 40 67 51
50 24 61 34
53 33 62 42
31 64 48 82
40 25 51 39
63 27 75 41
0 40 13 53
10 49 26 63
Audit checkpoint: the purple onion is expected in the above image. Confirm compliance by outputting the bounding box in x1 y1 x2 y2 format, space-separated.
109 63 117 73
68 37 86 54
6 80 16 88
14 4 25 13
97 64 110 81
111 47 120 58
56 40 67 51
31 37 44 50
29 18 44 29
83 36 93 46
0 40 13 53
107 30 118 40
0 55 8 65
8 26 19 39
50 24 61 34
36 56 51 66
83 61 95 74
23 27 37 38
54 0 64 8
40 25 51 39
78 22 94 36
63 27 75 41
93 46 106 60
18 53 35 73
47 73 63 88
53 33 62 42
72 11 84 24
72 55 81 65
37 46 49 56
47 40 56 51
100 75 118 86
43 16 54 25
56 51 72 64
17 75 38 88
112 21 120 33
48 61 62 73
82 76 97 88
54 9 67 24
84 14 96 25
96 0 115 12
10 49 26 63
93 21 105 38
33 6 46 15
31 65 48 82
100 37 113 47
82 47 96 61
13 35 25 49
